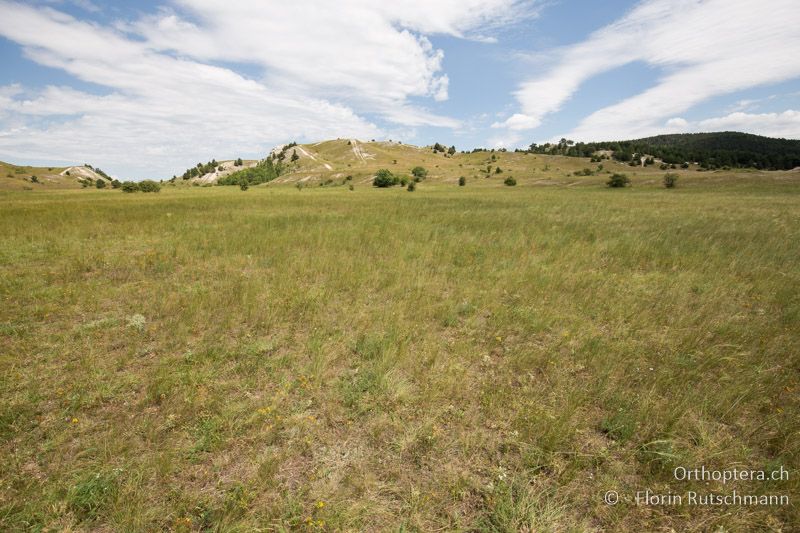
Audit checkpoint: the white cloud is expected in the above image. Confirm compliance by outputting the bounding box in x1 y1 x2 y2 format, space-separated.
696 110 800 138
0 0 535 178
499 0 800 141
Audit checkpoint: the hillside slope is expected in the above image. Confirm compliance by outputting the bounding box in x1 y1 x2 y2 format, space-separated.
1 161 112 190
192 138 800 189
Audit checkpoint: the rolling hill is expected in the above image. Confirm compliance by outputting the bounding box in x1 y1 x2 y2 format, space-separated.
0 161 113 190
178 137 800 190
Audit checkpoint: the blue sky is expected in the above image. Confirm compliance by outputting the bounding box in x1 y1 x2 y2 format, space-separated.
1 0 799 179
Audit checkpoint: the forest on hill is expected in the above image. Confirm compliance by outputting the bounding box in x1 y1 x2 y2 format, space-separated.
528 132 800 170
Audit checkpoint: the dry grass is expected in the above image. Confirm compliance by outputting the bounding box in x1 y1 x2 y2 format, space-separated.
0 167 798 531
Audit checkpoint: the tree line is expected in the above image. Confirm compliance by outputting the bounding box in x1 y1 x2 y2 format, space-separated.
527 132 800 170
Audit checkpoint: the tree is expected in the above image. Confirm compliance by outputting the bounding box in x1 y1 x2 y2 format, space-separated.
121 181 139 193
372 169 398 187
447 145 456 155
407 181 416 192
503 176 516 186
239 178 249 191
95 179 106 189
30 175 39 183
606 173 630 188
495 166 503 174
458 176 466 186
138 180 161 193
663 173 678 188
235 157 243 166
111 179 121 189
411 166 427 179
290 150 299 162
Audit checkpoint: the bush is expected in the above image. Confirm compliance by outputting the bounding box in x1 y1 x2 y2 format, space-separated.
138 180 161 193
111 179 121 189
399 176 408 186
663 173 678 188
458 176 466 186
495 166 503 174
95 179 106 189
503 176 516 186
606 173 630 188
239 179 249 191
121 181 139 193
373 169 399 188
411 166 427 180
407 181 416 192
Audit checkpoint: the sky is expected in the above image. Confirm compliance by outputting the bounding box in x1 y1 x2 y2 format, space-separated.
0 0 799 180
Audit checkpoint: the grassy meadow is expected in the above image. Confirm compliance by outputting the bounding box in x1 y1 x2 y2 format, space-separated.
1 174 798 531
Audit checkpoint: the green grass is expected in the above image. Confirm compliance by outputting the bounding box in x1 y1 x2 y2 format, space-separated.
0 179 798 531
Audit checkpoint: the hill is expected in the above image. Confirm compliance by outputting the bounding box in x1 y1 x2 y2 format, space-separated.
0 161 113 190
180 139 634 187
530 132 800 170
174 137 800 191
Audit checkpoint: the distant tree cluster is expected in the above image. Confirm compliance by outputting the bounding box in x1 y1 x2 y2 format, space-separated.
527 132 800 170
217 158 283 187
120 180 160 193
181 159 219 180
431 143 456 155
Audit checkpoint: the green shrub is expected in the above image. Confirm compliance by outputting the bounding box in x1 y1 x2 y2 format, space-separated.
503 176 516 186
399 176 408 186
30 175 39 183
373 169 398 188
121 181 139 193
95 179 105 189
239 179 249 191
407 181 416 192
495 166 503 174
411 166 427 179
111 179 121 189
458 176 466 186
138 180 161 193
663 173 678 188
606 173 630 188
